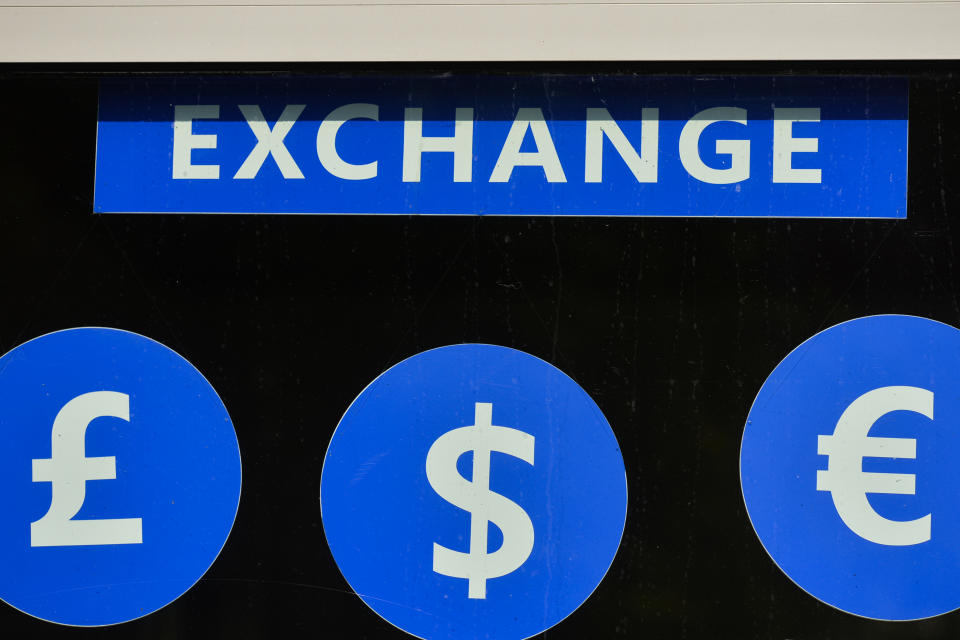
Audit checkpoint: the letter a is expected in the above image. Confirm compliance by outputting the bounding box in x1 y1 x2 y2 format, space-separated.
490 108 566 183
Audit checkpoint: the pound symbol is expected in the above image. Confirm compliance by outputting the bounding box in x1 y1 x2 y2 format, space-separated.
31 391 143 547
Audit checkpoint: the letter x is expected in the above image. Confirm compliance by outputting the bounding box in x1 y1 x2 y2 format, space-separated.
234 104 306 179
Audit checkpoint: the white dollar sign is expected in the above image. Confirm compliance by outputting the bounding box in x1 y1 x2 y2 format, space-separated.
425 402 535 599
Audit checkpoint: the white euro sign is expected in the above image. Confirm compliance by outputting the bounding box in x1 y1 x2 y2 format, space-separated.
31 391 143 547
816 385 932 546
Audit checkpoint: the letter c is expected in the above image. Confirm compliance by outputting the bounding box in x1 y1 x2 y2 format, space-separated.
316 103 379 180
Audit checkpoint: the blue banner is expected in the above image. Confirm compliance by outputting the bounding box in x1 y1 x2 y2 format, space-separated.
94 75 908 217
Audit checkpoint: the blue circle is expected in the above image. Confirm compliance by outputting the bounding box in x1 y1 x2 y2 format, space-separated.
320 344 627 640
0 327 241 626
741 315 960 620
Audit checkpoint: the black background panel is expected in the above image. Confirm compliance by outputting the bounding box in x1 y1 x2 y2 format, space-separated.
0 64 958 638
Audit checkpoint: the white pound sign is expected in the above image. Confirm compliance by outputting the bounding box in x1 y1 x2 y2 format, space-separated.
31 391 143 547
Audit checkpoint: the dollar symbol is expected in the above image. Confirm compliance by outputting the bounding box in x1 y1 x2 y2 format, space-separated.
425 402 535 599
817 385 933 546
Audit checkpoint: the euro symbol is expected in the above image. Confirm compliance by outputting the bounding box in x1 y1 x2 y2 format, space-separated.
31 391 143 547
816 385 932 546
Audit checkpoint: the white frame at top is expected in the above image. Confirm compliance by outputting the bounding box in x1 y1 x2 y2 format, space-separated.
0 1 957 62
